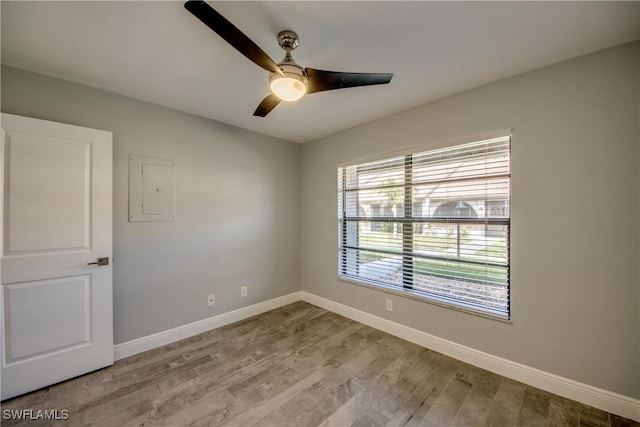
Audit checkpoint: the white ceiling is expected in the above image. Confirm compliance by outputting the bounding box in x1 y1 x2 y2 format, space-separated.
2 1 639 143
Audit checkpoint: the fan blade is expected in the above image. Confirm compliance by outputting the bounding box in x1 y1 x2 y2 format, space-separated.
253 94 281 117
184 1 283 76
305 69 393 94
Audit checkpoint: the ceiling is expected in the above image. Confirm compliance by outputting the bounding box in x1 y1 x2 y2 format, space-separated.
2 1 639 143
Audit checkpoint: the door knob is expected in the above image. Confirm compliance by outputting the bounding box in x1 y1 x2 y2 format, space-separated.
87 257 109 266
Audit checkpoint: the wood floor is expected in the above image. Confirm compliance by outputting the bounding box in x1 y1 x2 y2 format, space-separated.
1 301 637 427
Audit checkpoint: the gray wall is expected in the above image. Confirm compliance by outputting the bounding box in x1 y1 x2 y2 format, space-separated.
300 42 640 398
1 65 301 344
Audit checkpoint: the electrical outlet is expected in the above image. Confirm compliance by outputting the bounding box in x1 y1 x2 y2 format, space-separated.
208 294 215 306
386 299 393 312
241 286 247 298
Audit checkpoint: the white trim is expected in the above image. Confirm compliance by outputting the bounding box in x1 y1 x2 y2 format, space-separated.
301 291 640 422
111 289 639 422
113 292 302 361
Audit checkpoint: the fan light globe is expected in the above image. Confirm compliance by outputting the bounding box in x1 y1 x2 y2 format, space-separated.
269 68 307 102
270 72 307 102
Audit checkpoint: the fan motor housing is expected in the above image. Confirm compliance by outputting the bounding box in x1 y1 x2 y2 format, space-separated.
277 30 299 51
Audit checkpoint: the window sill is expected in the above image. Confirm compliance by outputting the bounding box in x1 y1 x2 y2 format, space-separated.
338 275 512 324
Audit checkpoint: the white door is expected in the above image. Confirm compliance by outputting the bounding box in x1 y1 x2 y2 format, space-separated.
0 113 113 400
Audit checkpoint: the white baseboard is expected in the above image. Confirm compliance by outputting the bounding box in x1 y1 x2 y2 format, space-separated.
300 291 640 422
113 291 302 361
112 289 638 422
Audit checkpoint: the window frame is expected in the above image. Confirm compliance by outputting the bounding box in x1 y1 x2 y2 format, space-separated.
337 130 512 321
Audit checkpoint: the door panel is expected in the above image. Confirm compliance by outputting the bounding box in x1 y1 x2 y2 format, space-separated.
6 133 90 253
1 113 113 400
4 276 90 364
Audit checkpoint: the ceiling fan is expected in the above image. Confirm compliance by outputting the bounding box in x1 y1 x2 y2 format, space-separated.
184 0 394 117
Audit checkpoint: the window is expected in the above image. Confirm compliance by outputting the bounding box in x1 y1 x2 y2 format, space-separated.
338 134 511 319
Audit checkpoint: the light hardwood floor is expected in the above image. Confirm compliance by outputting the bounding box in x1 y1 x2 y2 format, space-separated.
1 301 637 426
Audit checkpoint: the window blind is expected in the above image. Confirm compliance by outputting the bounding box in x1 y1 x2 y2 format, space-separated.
338 135 510 319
